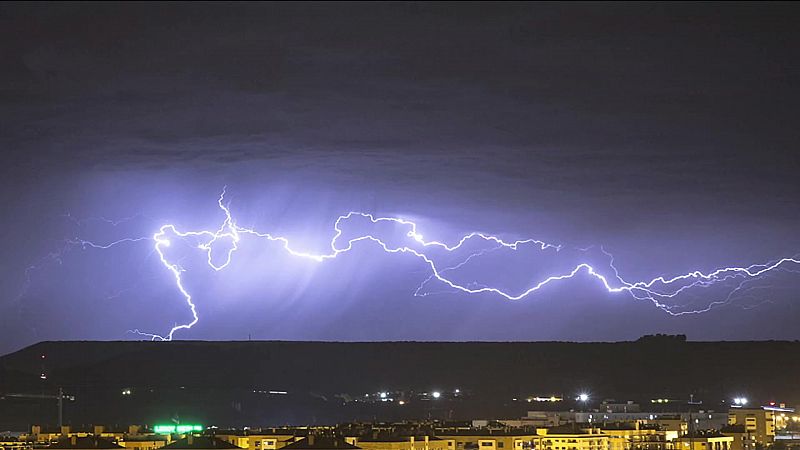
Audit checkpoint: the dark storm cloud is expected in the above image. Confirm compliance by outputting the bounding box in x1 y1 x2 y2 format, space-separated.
3 3 798 188
1 2 799 353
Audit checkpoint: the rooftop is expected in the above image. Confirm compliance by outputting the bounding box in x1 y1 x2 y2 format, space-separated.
162 437 242 450
48 437 124 449
675 433 729 440
357 436 443 443
122 437 170 443
543 425 604 436
212 431 297 438
282 437 360 450
435 430 537 437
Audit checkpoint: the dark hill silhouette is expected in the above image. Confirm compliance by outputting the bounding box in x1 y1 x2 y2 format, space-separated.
1 338 798 429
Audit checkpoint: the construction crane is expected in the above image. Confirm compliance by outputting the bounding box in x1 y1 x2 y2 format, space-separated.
1 387 66 427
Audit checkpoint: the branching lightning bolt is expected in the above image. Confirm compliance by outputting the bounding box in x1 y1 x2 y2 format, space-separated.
37 188 800 340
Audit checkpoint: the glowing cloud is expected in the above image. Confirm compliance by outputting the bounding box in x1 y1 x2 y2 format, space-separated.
48 188 800 340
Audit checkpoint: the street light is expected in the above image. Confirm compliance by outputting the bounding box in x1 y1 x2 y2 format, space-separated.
577 393 589 402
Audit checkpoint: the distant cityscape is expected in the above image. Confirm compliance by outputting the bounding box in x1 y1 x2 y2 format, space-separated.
3 339 799 450
2 400 799 450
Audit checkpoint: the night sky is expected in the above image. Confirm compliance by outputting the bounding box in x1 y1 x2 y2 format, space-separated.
1 3 799 354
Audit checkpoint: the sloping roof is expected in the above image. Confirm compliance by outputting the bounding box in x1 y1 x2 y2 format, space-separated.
48 437 124 449
283 437 360 450
162 437 242 450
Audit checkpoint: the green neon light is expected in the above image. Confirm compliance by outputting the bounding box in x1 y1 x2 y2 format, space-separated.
154 424 203 434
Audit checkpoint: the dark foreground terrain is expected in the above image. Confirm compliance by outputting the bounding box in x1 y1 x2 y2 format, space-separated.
1 337 798 429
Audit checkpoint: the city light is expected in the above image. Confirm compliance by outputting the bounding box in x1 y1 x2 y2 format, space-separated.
432 391 441 399
577 393 589 402
154 424 204 434
733 397 748 406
